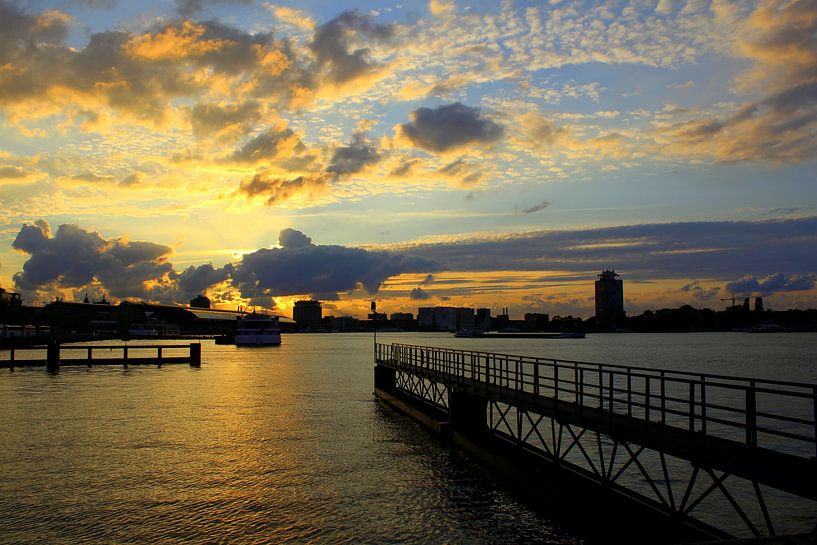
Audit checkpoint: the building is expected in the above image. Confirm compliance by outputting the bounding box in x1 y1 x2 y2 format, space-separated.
0 287 22 308
494 307 510 331
390 312 413 321
475 308 491 330
595 270 625 328
417 306 474 331
190 295 211 309
524 313 549 331
293 300 322 330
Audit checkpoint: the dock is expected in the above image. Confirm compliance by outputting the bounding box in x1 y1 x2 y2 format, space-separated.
374 343 817 543
1 343 202 371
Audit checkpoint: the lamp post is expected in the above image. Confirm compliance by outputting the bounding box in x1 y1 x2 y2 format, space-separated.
371 300 377 362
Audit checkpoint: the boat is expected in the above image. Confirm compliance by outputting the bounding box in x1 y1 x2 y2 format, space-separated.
235 313 281 346
454 329 485 338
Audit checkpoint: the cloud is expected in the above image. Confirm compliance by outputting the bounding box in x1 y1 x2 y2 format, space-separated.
396 102 504 153
225 127 305 164
419 273 435 286
229 231 442 299
327 133 382 175
10 222 443 305
726 273 817 296
278 228 313 249
173 262 232 302
0 166 29 179
237 172 332 206
310 10 394 85
659 0 817 163
391 216 817 282
511 111 567 151
12 221 174 301
521 199 550 214
191 101 261 141
174 0 252 18
410 287 432 300
267 4 315 32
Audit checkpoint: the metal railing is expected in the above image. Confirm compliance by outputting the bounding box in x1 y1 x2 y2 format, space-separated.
376 343 817 457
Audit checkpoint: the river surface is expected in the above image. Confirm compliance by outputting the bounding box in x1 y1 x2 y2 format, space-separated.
1 332 815 544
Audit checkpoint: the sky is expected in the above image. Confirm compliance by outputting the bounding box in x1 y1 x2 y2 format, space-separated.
0 0 816 319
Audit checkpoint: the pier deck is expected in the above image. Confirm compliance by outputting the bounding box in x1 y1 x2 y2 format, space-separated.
374 343 817 542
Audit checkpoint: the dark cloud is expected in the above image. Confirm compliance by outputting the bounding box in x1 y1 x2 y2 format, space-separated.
175 0 252 17
327 133 381 175
389 158 420 177
419 273 435 286
11 222 441 305
521 199 550 214
0 165 28 179
399 102 504 153
438 158 484 185
278 228 313 249
237 172 332 205
680 280 720 301
173 262 232 302
71 171 116 183
230 234 442 299
399 216 817 282
191 101 261 140
663 0 817 162
12 221 173 300
409 287 432 300
0 9 307 124
726 273 817 296
226 127 304 164
310 10 394 84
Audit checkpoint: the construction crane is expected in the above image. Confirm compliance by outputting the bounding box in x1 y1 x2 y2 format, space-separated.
720 294 737 306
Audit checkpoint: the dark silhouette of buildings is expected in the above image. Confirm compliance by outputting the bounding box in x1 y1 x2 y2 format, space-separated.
293 300 322 330
595 270 625 329
190 294 211 309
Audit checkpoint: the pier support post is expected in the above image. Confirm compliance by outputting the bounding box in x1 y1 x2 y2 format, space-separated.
189 343 201 367
374 364 396 393
449 389 488 436
46 342 60 373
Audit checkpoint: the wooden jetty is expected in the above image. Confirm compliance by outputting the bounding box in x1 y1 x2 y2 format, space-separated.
374 343 817 543
1 343 201 371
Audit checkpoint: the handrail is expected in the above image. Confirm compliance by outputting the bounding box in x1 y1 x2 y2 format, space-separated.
375 343 817 455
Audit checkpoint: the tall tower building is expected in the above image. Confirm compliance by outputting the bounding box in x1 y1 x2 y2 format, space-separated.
595 270 625 328
293 300 322 330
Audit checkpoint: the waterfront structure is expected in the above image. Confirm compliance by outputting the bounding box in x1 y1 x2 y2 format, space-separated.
595 270 625 328
293 300 322 330
0 288 22 308
417 306 474 331
374 343 817 541
190 295 211 309
494 307 510 331
524 312 549 331
475 308 491 330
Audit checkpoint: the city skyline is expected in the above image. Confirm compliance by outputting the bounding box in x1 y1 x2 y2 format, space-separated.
1 0 816 318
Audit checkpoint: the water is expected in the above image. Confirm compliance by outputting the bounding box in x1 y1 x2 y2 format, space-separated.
0 332 815 543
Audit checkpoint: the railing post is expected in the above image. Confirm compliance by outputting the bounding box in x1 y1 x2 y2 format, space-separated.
746 382 757 448
660 371 666 426
534 361 539 397
627 368 632 417
813 386 817 458
689 382 695 432
645 377 651 428
554 363 559 401
87 347 93 367
701 376 707 434
599 365 604 410
9 347 14 371
158 346 163 367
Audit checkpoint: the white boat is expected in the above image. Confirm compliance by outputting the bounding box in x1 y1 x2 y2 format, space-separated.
235 314 281 346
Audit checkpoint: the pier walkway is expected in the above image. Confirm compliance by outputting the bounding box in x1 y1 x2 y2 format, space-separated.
1 343 202 371
374 343 817 542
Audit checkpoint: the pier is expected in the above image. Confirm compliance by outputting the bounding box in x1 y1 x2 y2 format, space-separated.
374 343 817 543
1 343 202 371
